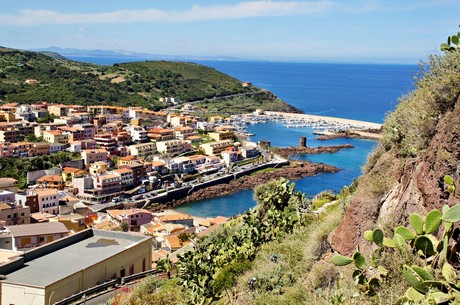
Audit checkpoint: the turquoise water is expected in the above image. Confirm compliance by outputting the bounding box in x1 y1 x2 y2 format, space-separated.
175 122 376 217
66 56 416 218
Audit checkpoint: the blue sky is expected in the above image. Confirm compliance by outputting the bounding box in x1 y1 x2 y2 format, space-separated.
0 0 459 63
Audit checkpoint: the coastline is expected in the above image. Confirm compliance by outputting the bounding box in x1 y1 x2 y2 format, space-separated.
264 111 383 130
154 161 339 211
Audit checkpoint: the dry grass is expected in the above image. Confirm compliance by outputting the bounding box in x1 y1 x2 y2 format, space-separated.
225 203 345 305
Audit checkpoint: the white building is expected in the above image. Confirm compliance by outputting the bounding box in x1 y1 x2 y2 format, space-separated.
34 188 59 215
127 125 148 142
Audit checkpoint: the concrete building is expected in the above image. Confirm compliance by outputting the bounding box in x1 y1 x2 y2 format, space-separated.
0 202 30 226
128 142 157 159
0 190 15 203
167 157 195 174
221 150 242 165
0 128 22 143
15 191 39 213
0 229 151 305
34 188 60 215
43 130 69 144
0 178 18 193
107 209 153 231
81 148 109 168
156 139 192 156
89 161 109 176
157 213 194 227
199 140 233 156
113 168 134 189
73 174 122 204
127 125 148 142
209 130 233 141
6 222 69 250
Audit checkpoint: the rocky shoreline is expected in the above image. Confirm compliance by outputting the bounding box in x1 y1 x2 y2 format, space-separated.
315 129 381 141
158 161 339 209
273 144 354 158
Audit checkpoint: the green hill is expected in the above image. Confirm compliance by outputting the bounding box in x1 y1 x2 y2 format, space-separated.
0 46 297 113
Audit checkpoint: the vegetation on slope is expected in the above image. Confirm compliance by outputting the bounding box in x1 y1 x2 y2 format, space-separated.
0 151 81 188
0 46 295 113
112 180 355 304
109 32 460 305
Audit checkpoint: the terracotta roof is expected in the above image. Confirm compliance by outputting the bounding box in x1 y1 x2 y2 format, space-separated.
152 249 170 262
34 188 58 196
92 220 119 230
37 174 62 183
210 216 229 225
108 209 152 219
165 234 191 250
83 148 108 153
30 212 56 222
0 178 18 184
151 161 166 167
175 126 193 131
98 174 119 180
0 202 12 210
114 168 132 174
188 154 206 160
63 167 83 173
158 213 193 222
186 136 202 140
119 155 138 161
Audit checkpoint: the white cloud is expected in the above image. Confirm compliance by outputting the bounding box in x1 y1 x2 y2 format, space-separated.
0 1 335 26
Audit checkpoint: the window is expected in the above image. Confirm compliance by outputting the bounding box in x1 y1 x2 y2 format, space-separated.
39 237 45 242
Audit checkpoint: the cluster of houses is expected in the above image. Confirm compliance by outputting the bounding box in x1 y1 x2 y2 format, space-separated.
0 102 261 204
0 101 261 303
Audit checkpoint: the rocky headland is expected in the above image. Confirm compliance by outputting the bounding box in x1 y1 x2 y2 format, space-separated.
158 161 338 209
315 129 382 140
273 144 354 158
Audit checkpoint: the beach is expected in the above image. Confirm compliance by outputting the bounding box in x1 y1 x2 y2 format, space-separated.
264 111 383 130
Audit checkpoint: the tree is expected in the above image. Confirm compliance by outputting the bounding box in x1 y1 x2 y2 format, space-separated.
156 255 173 279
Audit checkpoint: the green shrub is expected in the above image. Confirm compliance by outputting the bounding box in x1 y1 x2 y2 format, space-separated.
382 52 460 156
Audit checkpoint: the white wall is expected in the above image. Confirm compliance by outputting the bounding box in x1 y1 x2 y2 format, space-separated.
2 283 45 305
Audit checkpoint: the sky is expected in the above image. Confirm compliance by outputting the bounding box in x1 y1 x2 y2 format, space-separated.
0 0 459 63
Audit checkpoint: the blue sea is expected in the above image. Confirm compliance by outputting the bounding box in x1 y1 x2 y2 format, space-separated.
68 56 417 217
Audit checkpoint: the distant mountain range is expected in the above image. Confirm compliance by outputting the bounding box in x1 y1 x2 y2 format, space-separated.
30 47 239 61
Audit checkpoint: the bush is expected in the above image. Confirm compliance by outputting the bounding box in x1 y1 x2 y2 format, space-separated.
382 52 460 156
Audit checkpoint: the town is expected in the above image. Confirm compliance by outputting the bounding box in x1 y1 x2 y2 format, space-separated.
0 98 289 304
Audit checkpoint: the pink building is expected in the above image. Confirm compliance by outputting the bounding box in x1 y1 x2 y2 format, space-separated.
81 148 109 168
107 209 153 231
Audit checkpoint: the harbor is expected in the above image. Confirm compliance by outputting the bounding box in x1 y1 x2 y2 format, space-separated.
230 110 382 140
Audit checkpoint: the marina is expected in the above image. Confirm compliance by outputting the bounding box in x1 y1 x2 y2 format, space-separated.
230 110 382 137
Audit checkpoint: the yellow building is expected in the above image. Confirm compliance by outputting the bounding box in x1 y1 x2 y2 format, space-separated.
43 130 69 144
0 229 152 305
199 140 233 156
0 178 18 193
89 161 109 176
208 131 233 141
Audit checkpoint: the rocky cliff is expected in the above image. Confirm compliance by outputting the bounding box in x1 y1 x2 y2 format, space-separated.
329 53 460 256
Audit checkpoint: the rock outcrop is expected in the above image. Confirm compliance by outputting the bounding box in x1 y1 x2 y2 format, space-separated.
329 97 460 256
273 144 354 158
172 161 338 206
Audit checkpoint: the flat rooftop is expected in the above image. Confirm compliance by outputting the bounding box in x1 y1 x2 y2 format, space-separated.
2 229 149 287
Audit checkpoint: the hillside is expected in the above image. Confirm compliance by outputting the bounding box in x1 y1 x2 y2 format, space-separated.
0 46 297 114
108 37 460 304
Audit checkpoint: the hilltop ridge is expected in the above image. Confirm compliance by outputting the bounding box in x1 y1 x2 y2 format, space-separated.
0 46 298 114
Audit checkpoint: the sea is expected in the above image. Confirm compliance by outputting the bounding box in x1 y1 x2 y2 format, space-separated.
68 55 418 217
